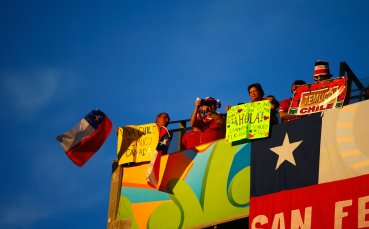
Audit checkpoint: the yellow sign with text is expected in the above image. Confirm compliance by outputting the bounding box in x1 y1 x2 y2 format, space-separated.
117 123 159 165
226 101 271 142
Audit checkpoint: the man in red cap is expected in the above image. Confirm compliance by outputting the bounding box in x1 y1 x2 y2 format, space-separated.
312 60 351 105
313 60 332 82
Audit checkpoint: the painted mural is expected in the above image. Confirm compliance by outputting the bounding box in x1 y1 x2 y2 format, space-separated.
117 139 251 228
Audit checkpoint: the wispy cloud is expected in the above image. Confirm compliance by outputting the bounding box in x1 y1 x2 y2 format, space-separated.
0 195 53 227
1 68 63 119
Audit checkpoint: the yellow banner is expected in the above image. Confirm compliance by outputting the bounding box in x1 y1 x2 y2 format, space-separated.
226 101 271 142
117 123 159 165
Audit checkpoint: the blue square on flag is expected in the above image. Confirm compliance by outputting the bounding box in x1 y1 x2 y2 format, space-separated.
251 115 322 197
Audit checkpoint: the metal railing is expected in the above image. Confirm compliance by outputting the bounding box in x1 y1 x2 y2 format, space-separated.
166 62 369 153
167 119 191 152
340 62 369 102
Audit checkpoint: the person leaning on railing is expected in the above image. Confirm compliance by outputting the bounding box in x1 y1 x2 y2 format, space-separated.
278 80 306 123
312 60 351 105
225 83 279 125
182 97 226 149
155 112 172 154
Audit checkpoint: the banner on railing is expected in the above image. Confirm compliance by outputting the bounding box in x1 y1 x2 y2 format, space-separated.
289 76 348 115
250 100 369 228
226 100 271 142
117 123 159 165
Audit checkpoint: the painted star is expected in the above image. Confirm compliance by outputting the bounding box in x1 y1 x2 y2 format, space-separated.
270 133 303 170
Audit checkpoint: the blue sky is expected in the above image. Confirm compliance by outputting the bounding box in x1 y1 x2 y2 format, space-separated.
1 0 369 228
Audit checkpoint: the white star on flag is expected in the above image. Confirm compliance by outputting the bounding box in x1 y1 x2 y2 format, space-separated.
159 137 168 146
94 115 102 121
270 133 303 170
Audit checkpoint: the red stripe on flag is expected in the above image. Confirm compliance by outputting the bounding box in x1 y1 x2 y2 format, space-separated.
146 150 162 188
249 173 369 228
66 116 112 167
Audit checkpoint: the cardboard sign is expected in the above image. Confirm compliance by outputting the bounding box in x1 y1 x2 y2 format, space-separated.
289 77 348 115
117 123 159 165
226 100 271 142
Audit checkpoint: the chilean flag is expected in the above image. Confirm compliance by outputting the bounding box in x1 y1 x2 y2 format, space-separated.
146 126 172 188
56 109 112 167
249 100 369 228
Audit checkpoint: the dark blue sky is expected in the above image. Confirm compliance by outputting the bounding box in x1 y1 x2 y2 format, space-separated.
1 0 369 228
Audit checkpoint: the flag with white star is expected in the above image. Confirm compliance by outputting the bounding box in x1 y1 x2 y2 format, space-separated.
250 114 322 197
156 128 171 153
56 109 112 167
146 126 172 188
249 101 369 228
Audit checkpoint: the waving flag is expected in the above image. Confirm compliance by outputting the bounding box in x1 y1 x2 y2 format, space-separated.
249 100 369 228
56 109 112 167
146 126 172 187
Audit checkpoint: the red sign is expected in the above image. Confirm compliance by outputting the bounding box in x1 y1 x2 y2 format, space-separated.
289 77 348 115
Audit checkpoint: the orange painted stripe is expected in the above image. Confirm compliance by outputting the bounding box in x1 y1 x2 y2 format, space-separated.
341 106 357 112
336 122 353 127
336 137 354 143
341 149 361 157
351 160 369 169
132 200 172 229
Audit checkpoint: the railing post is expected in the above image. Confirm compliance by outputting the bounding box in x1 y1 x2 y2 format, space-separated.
168 119 190 152
107 161 132 228
340 62 366 102
177 120 187 151
339 62 364 90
